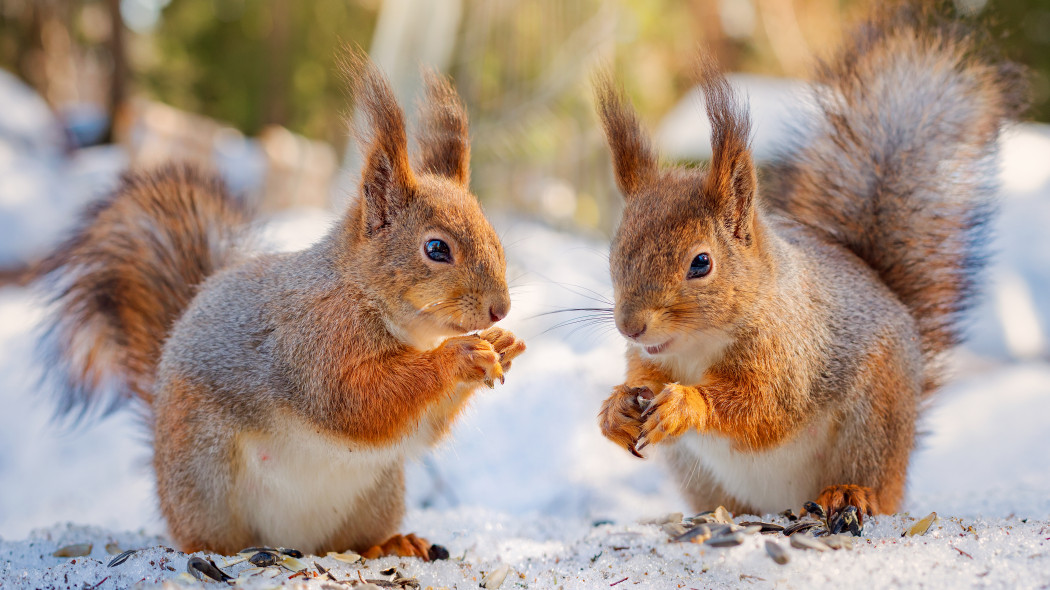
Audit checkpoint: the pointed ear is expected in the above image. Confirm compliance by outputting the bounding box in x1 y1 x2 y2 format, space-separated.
416 69 471 185
341 47 416 235
594 70 658 197
698 54 756 245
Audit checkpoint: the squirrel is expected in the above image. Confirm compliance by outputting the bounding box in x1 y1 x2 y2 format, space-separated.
38 51 525 558
594 3 1025 520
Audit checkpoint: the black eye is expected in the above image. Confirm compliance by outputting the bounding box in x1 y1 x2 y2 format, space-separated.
687 253 712 279
424 239 453 263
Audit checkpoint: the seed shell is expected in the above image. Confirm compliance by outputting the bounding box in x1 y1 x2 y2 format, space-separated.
905 512 937 537
784 520 822 536
107 549 136 567
765 540 790 565
705 532 745 548
739 521 785 534
481 564 512 589
52 543 92 558
790 534 829 552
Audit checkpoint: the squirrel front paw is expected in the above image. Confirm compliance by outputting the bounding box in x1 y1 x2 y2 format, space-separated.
598 384 652 458
637 383 708 451
479 327 527 382
442 335 503 386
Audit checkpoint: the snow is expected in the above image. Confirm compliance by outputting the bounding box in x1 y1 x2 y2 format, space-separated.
2 75 1050 588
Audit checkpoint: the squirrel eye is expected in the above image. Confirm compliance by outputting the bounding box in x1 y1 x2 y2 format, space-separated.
424 239 453 263
687 253 712 279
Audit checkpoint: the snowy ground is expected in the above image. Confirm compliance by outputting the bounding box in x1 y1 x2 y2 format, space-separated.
2 74 1050 588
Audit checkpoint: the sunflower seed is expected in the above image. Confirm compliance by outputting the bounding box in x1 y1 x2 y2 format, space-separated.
281 555 308 572
905 512 937 537
52 544 92 558
327 550 363 564
705 532 745 547
107 549 136 567
784 520 822 536
187 556 233 582
765 540 790 564
822 533 855 550
249 551 278 567
739 521 785 534
482 565 512 589
790 534 829 552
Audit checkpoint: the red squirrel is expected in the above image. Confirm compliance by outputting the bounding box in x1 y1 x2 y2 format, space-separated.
595 4 1024 519
40 51 525 557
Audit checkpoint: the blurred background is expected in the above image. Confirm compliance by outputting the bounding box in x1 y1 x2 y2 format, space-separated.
3 0 1050 270
1 0 1049 539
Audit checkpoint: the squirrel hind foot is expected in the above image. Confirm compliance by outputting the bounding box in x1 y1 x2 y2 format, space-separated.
361 533 432 561
812 484 879 524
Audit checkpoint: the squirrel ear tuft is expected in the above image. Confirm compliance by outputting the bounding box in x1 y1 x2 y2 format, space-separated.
340 47 416 235
698 53 756 244
416 70 471 186
594 70 658 197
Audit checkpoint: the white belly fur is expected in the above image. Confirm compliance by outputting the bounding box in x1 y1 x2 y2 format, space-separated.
670 414 833 514
235 413 430 550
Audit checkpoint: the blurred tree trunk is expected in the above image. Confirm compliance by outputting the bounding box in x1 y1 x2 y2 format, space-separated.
265 0 290 127
104 0 127 143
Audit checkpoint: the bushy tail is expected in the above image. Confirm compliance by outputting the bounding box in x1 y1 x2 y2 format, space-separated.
39 164 249 418
768 3 1026 392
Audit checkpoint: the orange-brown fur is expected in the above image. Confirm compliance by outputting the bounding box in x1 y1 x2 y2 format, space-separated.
40 50 524 556
595 3 1022 518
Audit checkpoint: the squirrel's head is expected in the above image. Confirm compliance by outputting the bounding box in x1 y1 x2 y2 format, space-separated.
339 53 509 349
595 60 767 357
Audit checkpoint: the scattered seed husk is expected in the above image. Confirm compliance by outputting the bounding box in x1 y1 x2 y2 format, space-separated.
428 544 450 561
739 525 763 535
481 565 512 589
220 555 247 567
281 555 308 572
765 540 790 565
705 532 745 548
52 543 92 558
674 523 732 543
780 509 799 522
739 521 785 534
107 549 136 567
661 522 688 537
104 543 122 555
784 520 823 536
380 567 399 577
249 551 278 567
187 556 233 583
905 512 937 537
327 550 363 564
790 534 829 552
712 506 734 525
238 546 277 554
279 547 304 558
822 533 855 550
803 501 826 520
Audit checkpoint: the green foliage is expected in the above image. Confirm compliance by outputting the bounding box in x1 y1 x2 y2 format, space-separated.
142 0 377 144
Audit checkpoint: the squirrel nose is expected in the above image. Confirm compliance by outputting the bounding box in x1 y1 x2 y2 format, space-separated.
620 322 647 340
489 304 508 323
